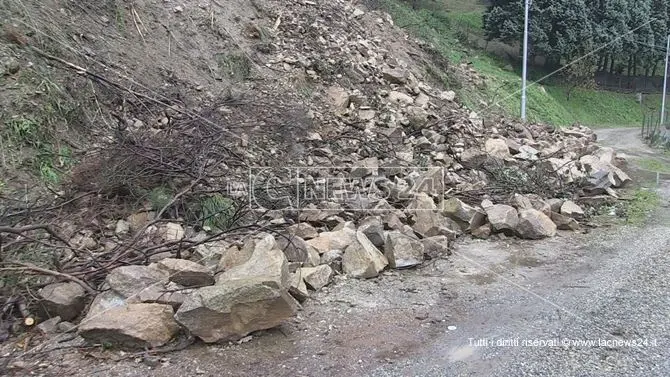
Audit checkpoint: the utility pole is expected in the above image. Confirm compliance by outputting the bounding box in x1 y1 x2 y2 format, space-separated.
521 0 530 121
661 34 670 126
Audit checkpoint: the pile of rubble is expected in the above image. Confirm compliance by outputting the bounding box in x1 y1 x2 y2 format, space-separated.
29 0 634 349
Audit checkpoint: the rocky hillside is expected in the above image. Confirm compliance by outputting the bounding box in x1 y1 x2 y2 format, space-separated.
0 0 632 352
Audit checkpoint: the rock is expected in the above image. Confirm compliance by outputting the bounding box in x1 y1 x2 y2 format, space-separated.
514 145 539 161
516 209 557 239
358 216 385 248
460 148 488 168
58 321 76 333
216 235 290 290
405 106 429 128
193 241 229 270
300 265 334 290
407 194 458 238
512 194 533 210
159 223 184 242
547 198 565 213
79 303 179 348
217 245 253 272
441 198 478 230
38 316 61 335
382 67 409 84
115 220 130 236
276 234 311 264
384 231 424 269
484 204 519 233
560 200 585 219
137 285 186 310
388 91 414 106
154 258 214 287
106 265 169 298
174 279 298 343
350 157 379 178
472 224 492 239
287 223 319 240
288 273 309 303
86 291 126 317
528 196 552 217
551 212 580 231
306 227 357 254
38 282 87 321
327 86 350 111
580 155 631 188
127 212 152 231
421 236 450 259
440 90 456 102
342 231 388 278
484 138 512 160
547 158 585 183
320 249 344 273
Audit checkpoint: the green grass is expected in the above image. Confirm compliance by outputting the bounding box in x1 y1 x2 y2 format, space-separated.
636 157 670 173
381 0 661 128
626 189 661 225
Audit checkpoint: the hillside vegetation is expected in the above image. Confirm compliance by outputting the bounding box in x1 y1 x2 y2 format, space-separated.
380 0 662 127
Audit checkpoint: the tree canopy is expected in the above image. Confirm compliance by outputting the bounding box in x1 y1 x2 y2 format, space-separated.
484 0 670 77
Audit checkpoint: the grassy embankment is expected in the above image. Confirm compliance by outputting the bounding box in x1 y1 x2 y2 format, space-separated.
380 0 662 128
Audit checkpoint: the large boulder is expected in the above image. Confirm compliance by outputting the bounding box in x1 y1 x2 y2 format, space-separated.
384 231 424 269
516 209 557 239
342 231 388 278
216 244 253 272
153 258 214 287
105 265 169 298
79 303 179 348
484 204 519 234
215 234 290 290
174 278 299 343
38 282 87 321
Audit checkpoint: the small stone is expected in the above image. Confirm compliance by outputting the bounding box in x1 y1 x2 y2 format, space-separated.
37 316 61 335
300 265 334 291
115 220 130 235
551 212 580 231
560 200 585 219
471 224 492 239
288 273 309 303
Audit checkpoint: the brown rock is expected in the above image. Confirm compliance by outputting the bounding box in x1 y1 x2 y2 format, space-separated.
38 282 87 321
79 303 179 348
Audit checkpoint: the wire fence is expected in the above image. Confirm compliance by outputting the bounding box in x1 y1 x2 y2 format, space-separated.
641 110 670 147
